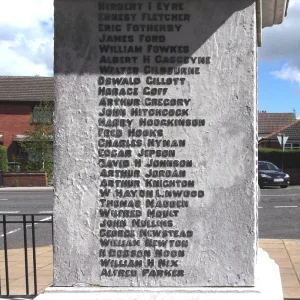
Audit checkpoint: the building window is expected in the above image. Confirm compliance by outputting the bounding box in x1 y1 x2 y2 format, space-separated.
285 143 300 150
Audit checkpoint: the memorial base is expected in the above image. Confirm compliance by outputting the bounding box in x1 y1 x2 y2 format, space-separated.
34 250 283 300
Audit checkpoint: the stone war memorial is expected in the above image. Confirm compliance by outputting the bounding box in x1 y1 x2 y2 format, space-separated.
36 0 289 299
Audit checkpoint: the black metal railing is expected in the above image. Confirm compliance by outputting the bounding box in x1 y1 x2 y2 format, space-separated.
0 213 53 297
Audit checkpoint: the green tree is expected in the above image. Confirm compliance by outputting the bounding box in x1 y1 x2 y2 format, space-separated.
0 145 8 172
20 102 54 183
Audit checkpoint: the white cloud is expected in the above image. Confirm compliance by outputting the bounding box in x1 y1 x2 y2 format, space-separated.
259 1 300 84
271 64 300 84
0 0 53 76
289 0 298 7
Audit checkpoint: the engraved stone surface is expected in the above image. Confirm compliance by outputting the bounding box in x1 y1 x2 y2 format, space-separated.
33 250 285 300
53 0 257 287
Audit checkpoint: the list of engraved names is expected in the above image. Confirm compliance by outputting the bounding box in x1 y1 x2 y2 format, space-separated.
97 1 209 279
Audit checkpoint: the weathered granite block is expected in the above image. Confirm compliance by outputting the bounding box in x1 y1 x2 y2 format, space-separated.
53 0 257 287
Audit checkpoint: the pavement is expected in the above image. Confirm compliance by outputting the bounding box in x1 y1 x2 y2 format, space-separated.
0 240 300 299
0 245 53 298
260 239 300 299
0 187 53 192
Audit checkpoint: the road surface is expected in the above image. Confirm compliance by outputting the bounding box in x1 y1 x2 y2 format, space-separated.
0 190 54 249
259 186 300 239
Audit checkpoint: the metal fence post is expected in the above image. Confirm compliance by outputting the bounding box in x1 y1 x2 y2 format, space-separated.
0 213 53 297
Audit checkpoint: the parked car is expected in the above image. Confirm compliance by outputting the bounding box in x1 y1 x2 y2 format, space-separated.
258 161 290 188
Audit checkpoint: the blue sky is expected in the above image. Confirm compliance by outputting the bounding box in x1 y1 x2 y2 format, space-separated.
258 0 300 117
259 61 300 115
0 0 299 117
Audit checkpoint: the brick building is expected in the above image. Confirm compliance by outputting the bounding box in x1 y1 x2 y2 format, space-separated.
259 119 300 150
258 111 296 141
0 76 54 162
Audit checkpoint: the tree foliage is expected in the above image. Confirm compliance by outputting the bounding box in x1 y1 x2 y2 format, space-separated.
20 102 53 182
0 145 8 172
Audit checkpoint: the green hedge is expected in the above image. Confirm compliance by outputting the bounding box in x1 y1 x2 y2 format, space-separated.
258 148 300 168
0 145 8 172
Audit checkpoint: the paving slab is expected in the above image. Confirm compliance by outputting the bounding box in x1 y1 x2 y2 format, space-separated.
260 239 300 299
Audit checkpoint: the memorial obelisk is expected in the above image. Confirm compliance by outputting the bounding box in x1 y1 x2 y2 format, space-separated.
35 0 289 299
